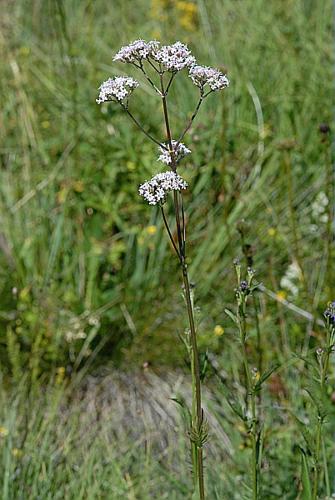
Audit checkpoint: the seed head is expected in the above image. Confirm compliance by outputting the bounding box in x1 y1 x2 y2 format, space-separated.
316 347 324 357
139 171 188 205
324 301 335 326
319 123 330 135
239 280 249 292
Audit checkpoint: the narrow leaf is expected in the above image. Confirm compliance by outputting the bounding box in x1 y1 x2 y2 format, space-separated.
224 308 238 324
300 449 312 500
254 364 280 391
293 415 314 454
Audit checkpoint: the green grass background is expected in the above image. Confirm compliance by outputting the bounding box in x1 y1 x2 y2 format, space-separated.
0 0 334 498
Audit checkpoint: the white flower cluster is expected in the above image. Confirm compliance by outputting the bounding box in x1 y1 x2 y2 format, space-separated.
113 40 195 73
113 39 160 64
96 76 139 103
311 191 329 222
158 141 191 165
139 171 188 205
280 261 303 297
189 65 229 91
153 41 196 71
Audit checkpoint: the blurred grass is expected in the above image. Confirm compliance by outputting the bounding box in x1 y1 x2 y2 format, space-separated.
0 0 333 371
0 360 333 499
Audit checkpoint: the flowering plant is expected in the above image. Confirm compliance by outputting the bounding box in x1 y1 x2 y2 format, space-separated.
97 39 229 499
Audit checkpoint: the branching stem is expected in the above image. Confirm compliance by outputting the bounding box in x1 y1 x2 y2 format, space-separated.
177 95 204 146
237 295 259 500
159 72 205 500
160 206 181 261
312 324 333 500
120 104 166 149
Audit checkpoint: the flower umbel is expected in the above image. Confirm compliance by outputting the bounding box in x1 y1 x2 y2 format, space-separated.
153 42 196 71
189 65 229 92
96 76 139 104
158 140 191 165
139 171 188 205
113 39 160 64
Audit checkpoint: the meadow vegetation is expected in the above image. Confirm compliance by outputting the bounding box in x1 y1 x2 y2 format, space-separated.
0 0 334 498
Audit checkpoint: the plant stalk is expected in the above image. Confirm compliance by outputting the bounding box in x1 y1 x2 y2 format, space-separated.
313 323 333 499
238 300 259 499
159 72 205 500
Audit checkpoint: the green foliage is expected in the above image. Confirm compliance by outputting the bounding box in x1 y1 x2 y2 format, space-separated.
300 449 313 500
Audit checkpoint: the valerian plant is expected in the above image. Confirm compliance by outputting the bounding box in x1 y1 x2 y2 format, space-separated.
96 39 229 499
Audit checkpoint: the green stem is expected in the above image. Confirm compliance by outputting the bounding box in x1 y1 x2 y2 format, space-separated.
283 151 303 276
321 435 330 498
324 136 334 296
313 418 322 500
239 311 258 499
251 393 258 500
159 72 205 500
253 295 263 376
190 346 199 491
180 216 205 500
313 336 331 500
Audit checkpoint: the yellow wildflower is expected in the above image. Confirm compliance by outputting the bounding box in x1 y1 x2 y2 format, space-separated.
56 366 65 384
19 287 30 302
73 180 84 193
56 187 68 204
19 46 30 56
126 161 136 171
253 370 260 381
176 1 198 31
236 423 246 433
0 427 8 437
12 448 23 458
146 225 157 235
267 228 276 237
214 325 224 336
276 290 287 301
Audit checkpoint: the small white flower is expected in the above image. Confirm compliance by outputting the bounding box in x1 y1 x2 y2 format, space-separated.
312 191 329 217
96 76 139 103
113 39 160 64
153 42 196 72
158 140 191 165
139 171 188 205
280 261 302 297
189 65 229 91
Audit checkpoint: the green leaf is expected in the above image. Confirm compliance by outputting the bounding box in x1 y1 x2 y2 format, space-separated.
227 399 246 421
300 449 312 500
171 396 192 428
256 428 263 464
200 351 209 382
224 308 238 324
254 364 280 392
304 386 326 419
293 415 314 454
43 212 64 288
